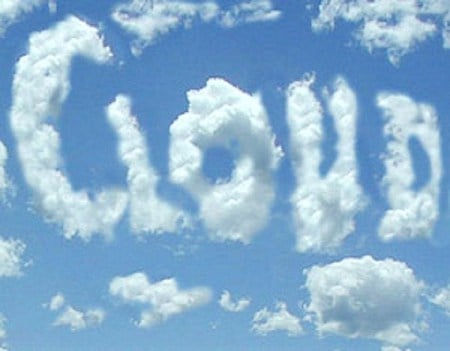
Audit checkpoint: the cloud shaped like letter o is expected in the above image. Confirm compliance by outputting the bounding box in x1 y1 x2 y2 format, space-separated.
169 78 283 243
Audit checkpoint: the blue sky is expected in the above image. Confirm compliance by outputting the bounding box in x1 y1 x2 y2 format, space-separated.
0 0 449 350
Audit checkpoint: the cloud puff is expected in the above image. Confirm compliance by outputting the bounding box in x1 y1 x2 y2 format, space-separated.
106 94 189 235
48 0 57 14
251 302 303 337
169 78 283 243
0 142 10 197
54 307 105 331
377 93 441 241
312 0 450 64
111 0 280 55
47 292 65 311
304 256 425 347
109 272 211 327
0 0 45 36
0 237 26 278
218 290 251 312
286 75 366 253
111 0 219 55
218 0 281 28
10 16 128 241
0 237 26 350
381 347 411 351
430 285 450 316
45 293 105 331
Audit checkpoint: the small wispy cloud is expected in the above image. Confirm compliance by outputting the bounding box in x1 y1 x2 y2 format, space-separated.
45 293 105 331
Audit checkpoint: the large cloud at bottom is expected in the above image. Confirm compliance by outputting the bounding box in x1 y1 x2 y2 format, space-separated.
304 256 425 347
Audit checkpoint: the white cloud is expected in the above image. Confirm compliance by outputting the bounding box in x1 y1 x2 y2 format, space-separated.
0 237 26 278
381 347 412 351
251 302 303 337
304 256 425 347
218 290 251 312
169 78 283 243
430 285 450 316
219 0 281 28
9 16 129 241
48 293 65 311
0 237 25 349
106 94 189 235
286 75 366 253
0 142 10 197
377 93 441 241
48 0 57 14
46 293 105 331
111 0 220 55
444 12 450 47
0 0 46 36
111 0 280 55
54 306 105 331
312 0 450 64
109 272 211 327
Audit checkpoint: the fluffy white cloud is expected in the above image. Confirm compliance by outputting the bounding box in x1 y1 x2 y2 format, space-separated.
251 302 303 337
0 237 26 278
169 78 283 243
219 0 281 28
381 347 411 351
0 142 10 197
377 93 441 241
304 256 425 347
48 293 65 311
109 272 211 327
0 237 25 349
46 293 105 331
106 94 188 235
54 307 105 331
111 0 219 55
111 0 280 55
286 75 366 253
430 285 450 316
0 0 46 36
218 290 251 312
10 16 128 241
312 0 450 64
